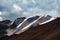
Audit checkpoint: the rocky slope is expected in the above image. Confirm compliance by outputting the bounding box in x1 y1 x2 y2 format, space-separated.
0 17 60 40
0 15 60 40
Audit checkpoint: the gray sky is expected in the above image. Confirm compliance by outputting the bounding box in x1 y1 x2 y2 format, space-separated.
0 0 60 21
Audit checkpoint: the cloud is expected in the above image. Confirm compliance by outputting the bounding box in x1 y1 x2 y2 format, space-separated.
0 0 60 21
13 4 23 11
22 8 59 17
0 17 3 21
45 10 59 17
0 11 2 15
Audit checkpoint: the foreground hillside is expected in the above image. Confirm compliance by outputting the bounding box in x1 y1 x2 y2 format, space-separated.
0 17 60 40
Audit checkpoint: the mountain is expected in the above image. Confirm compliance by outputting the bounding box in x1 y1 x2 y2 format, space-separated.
15 15 55 34
6 15 55 35
0 17 60 40
6 15 40 35
10 17 26 29
0 20 12 26
32 15 52 26
0 15 59 39
15 16 40 34
0 20 12 37
27 16 40 22
0 17 25 37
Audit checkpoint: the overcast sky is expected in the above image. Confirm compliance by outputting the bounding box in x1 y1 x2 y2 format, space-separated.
0 0 60 21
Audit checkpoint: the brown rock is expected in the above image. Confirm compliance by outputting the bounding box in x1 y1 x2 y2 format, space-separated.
0 17 60 40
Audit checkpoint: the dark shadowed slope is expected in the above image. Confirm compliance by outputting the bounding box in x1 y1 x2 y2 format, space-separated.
10 17 26 29
0 17 60 40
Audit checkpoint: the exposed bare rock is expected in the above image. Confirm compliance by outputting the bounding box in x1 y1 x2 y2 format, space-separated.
10 17 25 29
0 20 12 26
0 16 60 40
6 17 60 40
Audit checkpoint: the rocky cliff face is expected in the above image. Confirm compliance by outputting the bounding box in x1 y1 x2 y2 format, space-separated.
0 17 60 40
0 15 59 40
10 17 26 29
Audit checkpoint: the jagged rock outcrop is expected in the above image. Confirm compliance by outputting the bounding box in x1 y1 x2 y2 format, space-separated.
0 20 12 37
32 15 52 26
0 17 60 40
10 17 26 29
0 20 12 26
0 24 9 37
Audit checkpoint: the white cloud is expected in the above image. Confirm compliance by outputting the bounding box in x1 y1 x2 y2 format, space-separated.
23 12 32 17
0 17 3 21
1 11 10 16
32 0 36 4
0 11 2 15
45 10 59 17
22 7 59 17
13 4 23 11
22 0 27 4
0 0 60 21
